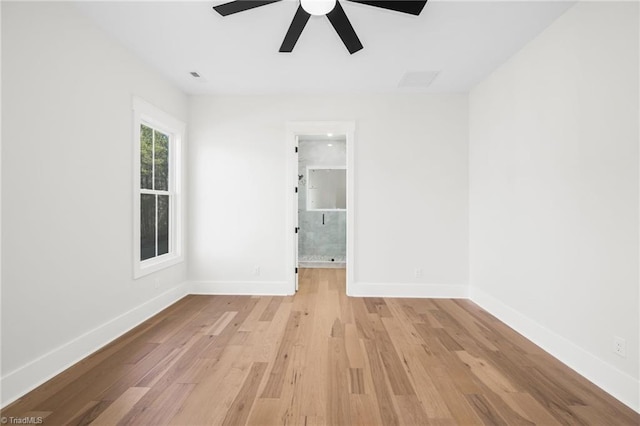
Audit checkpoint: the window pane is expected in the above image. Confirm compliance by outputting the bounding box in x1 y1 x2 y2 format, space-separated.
140 125 153 189
141 194 156 260
157 195 169 256
154 130 169 191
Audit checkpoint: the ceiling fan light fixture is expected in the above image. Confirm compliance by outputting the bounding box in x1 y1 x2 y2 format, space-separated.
301 0 336 16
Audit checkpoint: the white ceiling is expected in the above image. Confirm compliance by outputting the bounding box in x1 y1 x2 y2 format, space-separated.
75 0 575 95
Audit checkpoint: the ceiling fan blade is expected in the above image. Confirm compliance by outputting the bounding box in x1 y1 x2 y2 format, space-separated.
213 0 282 16
279 5 311 52
326 1 363 54
347 0 427 16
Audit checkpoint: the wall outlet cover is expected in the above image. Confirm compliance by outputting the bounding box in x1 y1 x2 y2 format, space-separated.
613 337 626 358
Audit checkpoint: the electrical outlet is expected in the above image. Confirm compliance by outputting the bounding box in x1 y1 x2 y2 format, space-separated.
613 337 626 357
414 268 423 278
253 266 261 276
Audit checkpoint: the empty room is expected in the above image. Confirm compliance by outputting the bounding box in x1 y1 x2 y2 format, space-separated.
1 0 639 424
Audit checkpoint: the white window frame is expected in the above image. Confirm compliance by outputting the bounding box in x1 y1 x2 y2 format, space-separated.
132 97 185 278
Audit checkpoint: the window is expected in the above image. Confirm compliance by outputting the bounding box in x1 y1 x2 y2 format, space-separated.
133 97 184 278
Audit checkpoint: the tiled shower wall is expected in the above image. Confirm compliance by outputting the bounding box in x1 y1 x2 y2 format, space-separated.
298 139 346 264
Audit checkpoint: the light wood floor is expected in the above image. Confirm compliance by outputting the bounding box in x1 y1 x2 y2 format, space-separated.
2 268 638 425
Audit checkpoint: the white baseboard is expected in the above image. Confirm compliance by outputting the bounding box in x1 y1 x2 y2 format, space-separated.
189 280 292 296
469 286 640 413
348 281 468 298
0 282 190 408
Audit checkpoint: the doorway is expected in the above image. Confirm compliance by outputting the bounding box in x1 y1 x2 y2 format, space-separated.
286 122 355 295
297 136 347 269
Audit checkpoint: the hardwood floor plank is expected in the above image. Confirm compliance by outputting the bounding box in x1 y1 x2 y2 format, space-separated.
349 368 365 394
3 268 637 426
394 394 431 426
398 300 426 324
208 311 238 335
65 401 110 426
352 297 376 340
245 399 280 426
221 362 268 426
416 358 484 425
372 316 417 396
326 337 352 425
570 404 638 426
381 315 454 419
297 322 328 417
466 393 509 426
88 387 149 425
508 392 564 426
478 388 537 426
33 364 138 425
118 383 194 426
432 328 464 352
259 297 283 322
455 299 546 356
362 339 401 426
260 310 302 398
14 410 52 424
237 296 272 333
349 394 384 426
456 350 520 394
436 299 500 352
382 300 425 346
344 323 365 368
330 317 344 338
246 298 293 363
275 341 308 424
166 299 266 422
167 345 246 425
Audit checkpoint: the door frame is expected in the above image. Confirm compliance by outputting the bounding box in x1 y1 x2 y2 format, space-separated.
285 121 355 295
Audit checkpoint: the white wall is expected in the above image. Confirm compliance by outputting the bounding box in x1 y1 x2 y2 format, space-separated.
469 1 639 410
1 2 189 406
188 95 469 296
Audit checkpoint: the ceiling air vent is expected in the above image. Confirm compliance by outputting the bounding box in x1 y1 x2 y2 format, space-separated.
398 71 440 89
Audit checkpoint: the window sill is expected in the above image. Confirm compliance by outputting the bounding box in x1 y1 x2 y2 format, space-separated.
134 253 184 279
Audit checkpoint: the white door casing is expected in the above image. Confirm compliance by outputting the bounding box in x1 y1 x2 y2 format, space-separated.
285 121 355 295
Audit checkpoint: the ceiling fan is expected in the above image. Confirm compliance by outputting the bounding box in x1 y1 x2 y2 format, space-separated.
213 0 428 54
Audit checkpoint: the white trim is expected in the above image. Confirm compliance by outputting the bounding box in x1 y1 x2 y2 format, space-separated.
349 282 469 298
132 96 186 279
286 121 356 295
132 97 184 132
469 286 640 413
189 281 290 296
0 282 190 408
137 253 184 277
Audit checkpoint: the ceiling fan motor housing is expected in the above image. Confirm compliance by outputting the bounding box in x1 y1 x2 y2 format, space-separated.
300 0 337 16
